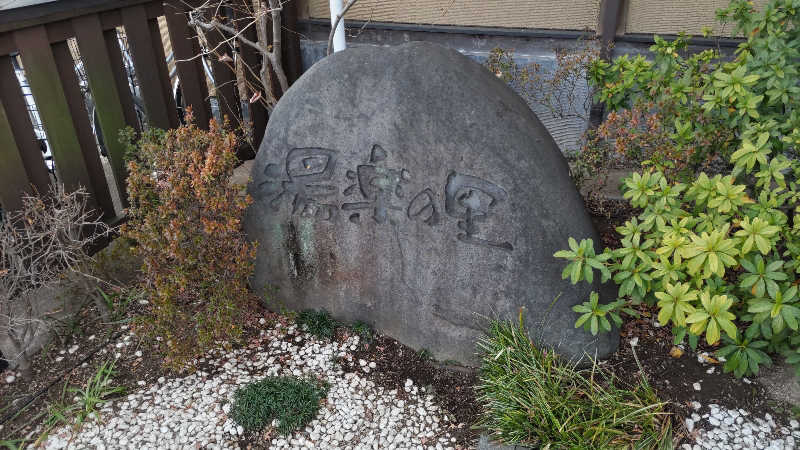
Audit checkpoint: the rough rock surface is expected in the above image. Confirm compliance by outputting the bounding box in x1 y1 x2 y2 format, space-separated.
245 42 617 365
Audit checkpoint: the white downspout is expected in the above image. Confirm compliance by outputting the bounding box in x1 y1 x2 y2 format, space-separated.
330 0 346 52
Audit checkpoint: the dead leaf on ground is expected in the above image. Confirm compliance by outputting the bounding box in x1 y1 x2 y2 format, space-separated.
700 353 719 364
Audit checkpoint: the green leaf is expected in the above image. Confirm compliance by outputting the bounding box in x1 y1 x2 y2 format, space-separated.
570 262 582 284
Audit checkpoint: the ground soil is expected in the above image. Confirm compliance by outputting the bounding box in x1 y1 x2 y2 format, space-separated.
606 303 794 444
0 295 168 446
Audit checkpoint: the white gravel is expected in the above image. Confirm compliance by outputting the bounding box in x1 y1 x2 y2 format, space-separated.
35 323 460 449
683 404 799 450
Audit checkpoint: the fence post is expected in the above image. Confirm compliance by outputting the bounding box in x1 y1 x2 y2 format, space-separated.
592 0 626 126
0 96 32 211
282 0 303 85
73 14 134 207
163 0 212 128
13 27 98 201
0 55 49 198
121 4 179 130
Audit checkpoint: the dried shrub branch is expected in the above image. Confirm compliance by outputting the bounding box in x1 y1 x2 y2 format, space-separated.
486 42 601 123
0 185 109 378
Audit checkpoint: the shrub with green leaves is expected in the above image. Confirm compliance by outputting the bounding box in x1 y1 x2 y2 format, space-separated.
230 376 328 434
557 0 800 378
476 318 671 448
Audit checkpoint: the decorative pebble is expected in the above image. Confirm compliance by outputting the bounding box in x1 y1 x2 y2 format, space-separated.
38 323 458 449
688 404 798 449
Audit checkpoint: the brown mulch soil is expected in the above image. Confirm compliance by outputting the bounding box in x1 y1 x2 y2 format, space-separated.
342 333 479 448
0 295 169 445
606 302 793 444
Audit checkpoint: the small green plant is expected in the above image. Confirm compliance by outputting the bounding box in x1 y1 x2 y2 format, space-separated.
417 348 433 360
0 439 24 450
295 309 337 339
572 291 633 335
96 288 136 323
230 376 328 434
717 326 771 377
349 320 373 342
476 318 671 448
40 360 125 439
68 360 125 422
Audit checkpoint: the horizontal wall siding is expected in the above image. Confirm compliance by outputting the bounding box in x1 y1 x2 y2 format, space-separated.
625 0 769 36
301 0 601 31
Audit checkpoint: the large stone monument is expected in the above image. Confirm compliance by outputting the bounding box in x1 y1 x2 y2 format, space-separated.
245 42 617 364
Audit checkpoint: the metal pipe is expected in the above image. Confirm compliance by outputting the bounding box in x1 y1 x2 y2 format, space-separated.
329 0 346 52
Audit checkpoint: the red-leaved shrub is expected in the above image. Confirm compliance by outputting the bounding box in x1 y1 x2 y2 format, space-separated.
121 112 256 369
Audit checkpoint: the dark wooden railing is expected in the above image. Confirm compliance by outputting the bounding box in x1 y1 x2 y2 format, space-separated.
0 0 300 219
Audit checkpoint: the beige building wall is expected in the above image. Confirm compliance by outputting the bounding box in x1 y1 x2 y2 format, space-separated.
299 0 771 37
624 0 770 35
299 0 601 31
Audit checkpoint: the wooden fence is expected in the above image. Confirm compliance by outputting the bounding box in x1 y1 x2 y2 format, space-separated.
0 0 301 220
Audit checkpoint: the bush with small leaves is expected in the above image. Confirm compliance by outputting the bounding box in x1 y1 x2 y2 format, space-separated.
230 376 328 434
121 111 257 370
0 185 109 378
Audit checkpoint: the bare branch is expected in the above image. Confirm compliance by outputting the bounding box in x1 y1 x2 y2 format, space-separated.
327 0 359 56
267 0 289 93
188 0 288 108
189 14 266 54
0 185 110 378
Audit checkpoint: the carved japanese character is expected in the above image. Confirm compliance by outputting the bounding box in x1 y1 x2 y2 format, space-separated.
257 147 338 221
342 144 410 224
407 188 440 226
445 171 513 252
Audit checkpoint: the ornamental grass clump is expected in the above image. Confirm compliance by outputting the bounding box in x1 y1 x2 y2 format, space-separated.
121 111 257 370
476 318 671 449
230 376 328 434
